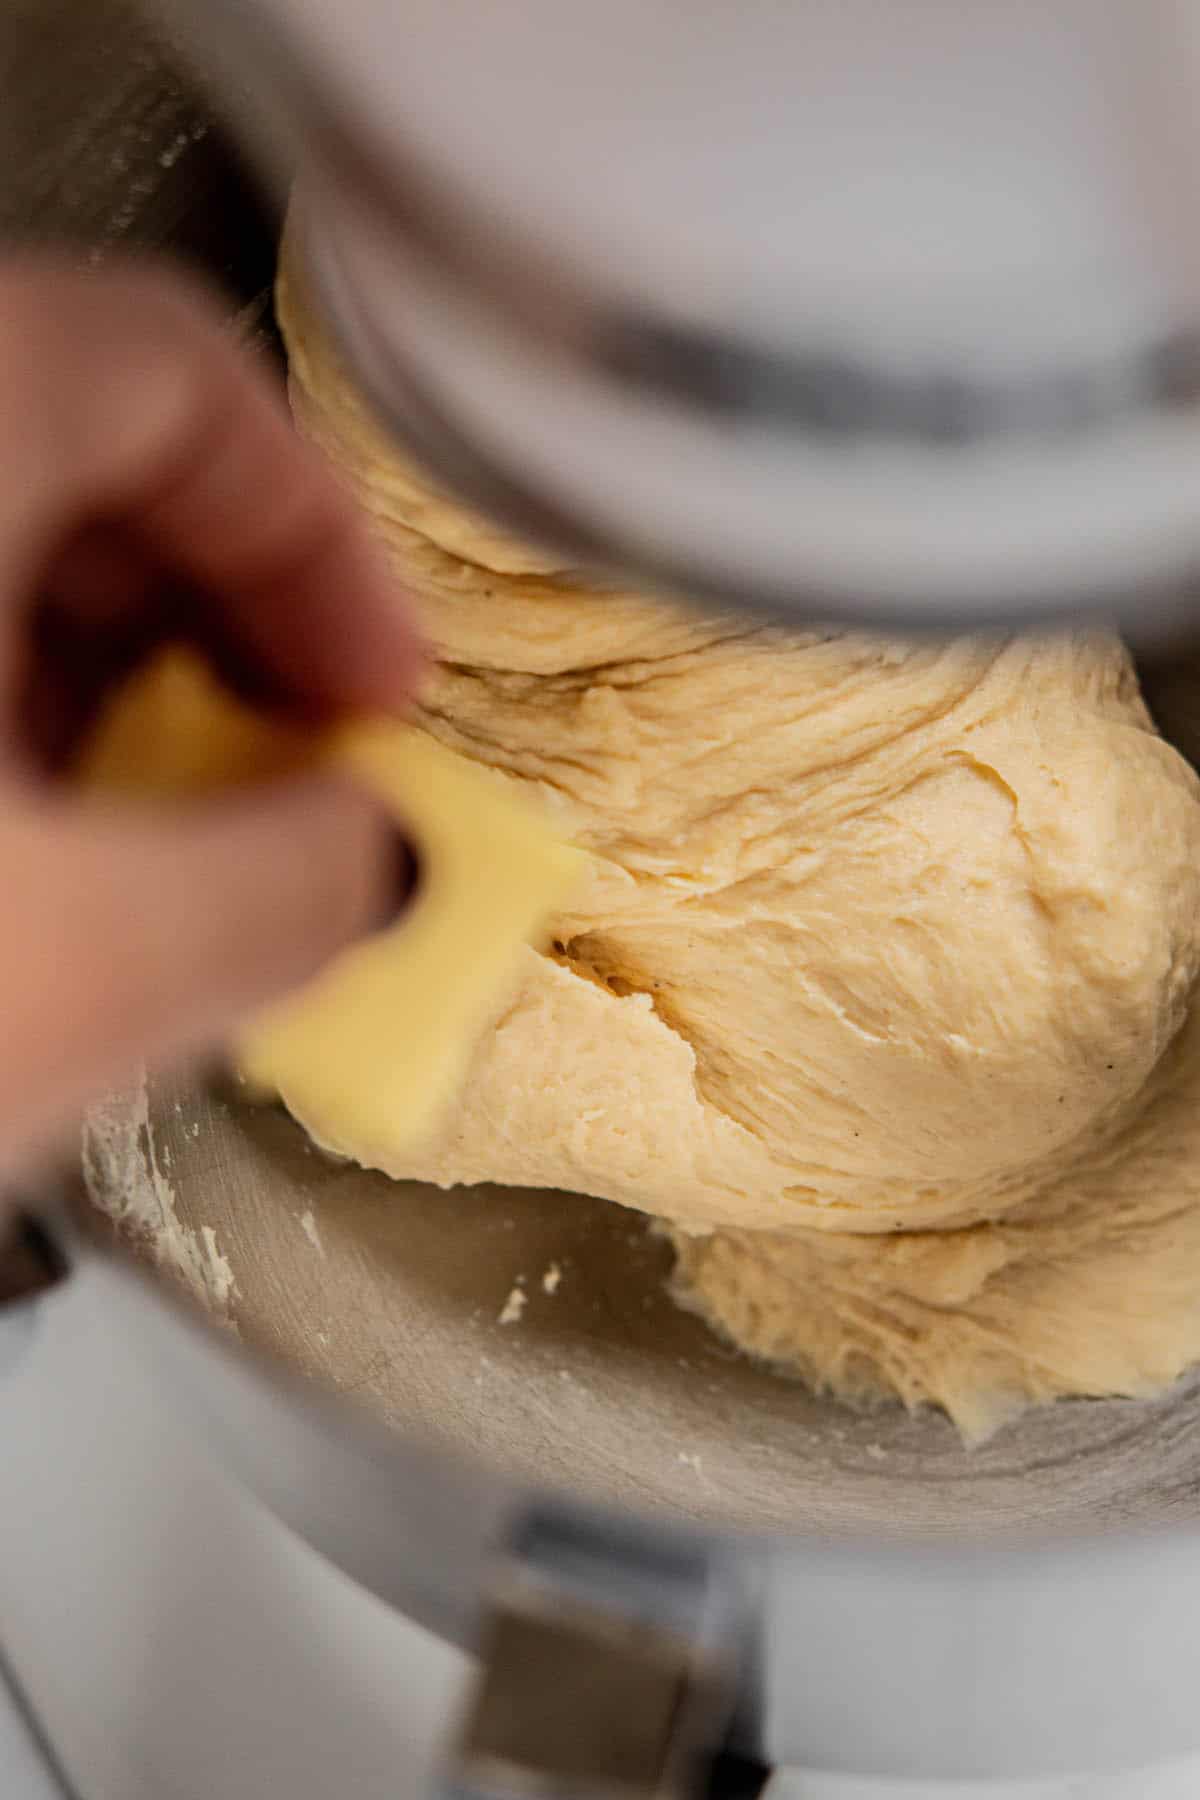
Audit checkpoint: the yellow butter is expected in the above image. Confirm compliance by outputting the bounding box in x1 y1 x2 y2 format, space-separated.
83 650 583 1158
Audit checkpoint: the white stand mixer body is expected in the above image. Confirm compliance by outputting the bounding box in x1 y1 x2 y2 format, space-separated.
176 0 1200 630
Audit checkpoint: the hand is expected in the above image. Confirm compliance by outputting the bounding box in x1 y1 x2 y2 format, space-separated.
0 256 423 1175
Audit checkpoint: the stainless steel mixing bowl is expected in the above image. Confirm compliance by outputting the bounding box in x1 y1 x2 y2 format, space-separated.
80 1026 1200 1785
87 1066 1200 1547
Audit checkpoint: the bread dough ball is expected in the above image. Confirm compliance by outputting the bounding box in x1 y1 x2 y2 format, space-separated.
670 1000 1200 1440
277 233 1200 1434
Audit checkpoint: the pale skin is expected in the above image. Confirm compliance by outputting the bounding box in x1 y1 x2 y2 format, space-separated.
0 257 425 1199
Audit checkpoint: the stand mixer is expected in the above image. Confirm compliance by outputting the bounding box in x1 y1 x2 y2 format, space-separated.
13 1 1200 1791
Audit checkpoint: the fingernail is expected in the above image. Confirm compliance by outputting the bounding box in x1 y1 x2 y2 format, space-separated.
382 832 422 928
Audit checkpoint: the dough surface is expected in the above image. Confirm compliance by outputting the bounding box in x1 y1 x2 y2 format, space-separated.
277 234 1200 1436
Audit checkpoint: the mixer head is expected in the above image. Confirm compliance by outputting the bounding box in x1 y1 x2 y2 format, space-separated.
160 0 1200 636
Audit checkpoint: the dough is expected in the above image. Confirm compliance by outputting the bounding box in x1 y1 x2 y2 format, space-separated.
277 232 1200 1436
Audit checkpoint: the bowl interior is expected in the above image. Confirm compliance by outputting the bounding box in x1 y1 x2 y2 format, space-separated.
86 1061 1200 1543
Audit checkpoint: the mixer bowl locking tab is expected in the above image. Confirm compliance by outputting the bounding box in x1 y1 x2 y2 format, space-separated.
446 1507 756 1800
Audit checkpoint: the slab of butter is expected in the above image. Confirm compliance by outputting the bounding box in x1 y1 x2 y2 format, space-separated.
82 649 583 1159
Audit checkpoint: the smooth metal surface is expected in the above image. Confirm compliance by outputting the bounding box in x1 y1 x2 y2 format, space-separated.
0 0 276 306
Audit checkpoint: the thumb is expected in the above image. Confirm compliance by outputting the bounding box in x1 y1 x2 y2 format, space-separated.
0 778 399 1153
